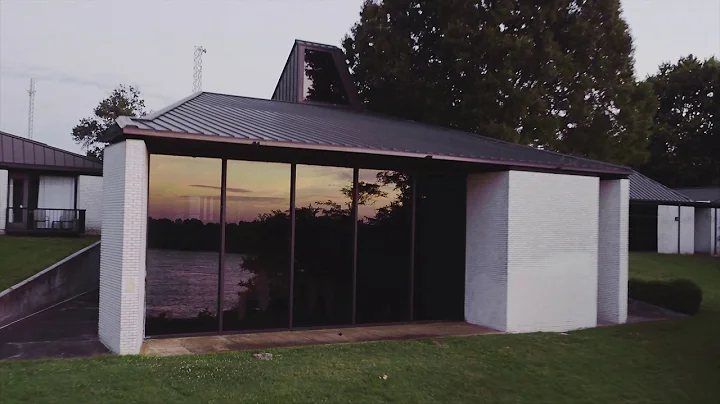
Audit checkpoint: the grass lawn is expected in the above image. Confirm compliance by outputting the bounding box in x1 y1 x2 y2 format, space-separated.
0 236 99 291
0 253 718 403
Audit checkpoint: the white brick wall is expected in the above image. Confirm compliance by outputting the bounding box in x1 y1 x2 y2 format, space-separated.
465 171 600 333
506 171 599 332
679 206 695 254
99 140 148 355
77 175 103 234
0 169 7 234
657 205 679 254
465 172 509 331
597 179 629 324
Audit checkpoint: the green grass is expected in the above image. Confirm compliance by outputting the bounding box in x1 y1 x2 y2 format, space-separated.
0 236 99 290
0 253 718 403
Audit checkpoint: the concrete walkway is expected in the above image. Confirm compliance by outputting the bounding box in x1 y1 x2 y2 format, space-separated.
142 322 498 356
0 291 108 360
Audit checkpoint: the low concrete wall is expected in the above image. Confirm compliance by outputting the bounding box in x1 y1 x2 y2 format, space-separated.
0 241 100 327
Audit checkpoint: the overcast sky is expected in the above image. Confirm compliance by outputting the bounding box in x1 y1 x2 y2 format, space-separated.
1 0 718 155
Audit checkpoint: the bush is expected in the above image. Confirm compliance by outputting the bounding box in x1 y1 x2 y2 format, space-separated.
628 278 703 315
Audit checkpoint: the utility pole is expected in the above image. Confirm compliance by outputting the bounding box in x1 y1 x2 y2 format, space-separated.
193 46 207 93
27 78 36 139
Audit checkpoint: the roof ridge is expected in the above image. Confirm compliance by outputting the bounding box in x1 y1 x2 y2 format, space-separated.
0 130 101 164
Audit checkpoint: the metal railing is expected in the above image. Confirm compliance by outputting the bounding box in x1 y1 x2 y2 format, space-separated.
5 208 86 234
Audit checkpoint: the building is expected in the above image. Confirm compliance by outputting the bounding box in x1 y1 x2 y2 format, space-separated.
97 40 631 354
629 172 719 255
676 186 720 255
0 131 103 235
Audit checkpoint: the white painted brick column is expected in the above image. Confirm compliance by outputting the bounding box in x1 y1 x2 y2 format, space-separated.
0 169 7 234
597 179 629 324
99 140 148 355
77 175 103 234
466 171 600 333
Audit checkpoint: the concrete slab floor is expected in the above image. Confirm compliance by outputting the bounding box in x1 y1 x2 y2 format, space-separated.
142 322 498 357
0 291 109 360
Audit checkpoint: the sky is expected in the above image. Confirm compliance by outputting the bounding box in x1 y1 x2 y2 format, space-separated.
1 0 718 155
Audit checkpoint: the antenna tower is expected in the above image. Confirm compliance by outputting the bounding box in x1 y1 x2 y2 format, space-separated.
193 46 207 92
27 78 36 139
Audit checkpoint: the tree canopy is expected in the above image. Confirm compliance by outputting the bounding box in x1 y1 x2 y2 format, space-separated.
343 0 656 166
72 85 146 159
638 56 719 187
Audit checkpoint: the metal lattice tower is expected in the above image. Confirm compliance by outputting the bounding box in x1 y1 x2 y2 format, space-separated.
193 46 207 93
27 78 36 139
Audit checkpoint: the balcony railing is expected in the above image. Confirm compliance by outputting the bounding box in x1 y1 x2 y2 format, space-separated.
5 208 86 235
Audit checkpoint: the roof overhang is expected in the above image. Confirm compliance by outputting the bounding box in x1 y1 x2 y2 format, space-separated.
112 125 630 178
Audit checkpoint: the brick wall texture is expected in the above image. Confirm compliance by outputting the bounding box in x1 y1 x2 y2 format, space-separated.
465 172 509 331
466 171 601 333
0 169 7 233
597 179 629 324
98 140 148 354
77 175 103 234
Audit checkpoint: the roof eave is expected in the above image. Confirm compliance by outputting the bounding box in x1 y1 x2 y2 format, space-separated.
120 127 630 176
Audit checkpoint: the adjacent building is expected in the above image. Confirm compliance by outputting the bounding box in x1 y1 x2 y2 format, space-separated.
629 171 719 255
0 131 103 235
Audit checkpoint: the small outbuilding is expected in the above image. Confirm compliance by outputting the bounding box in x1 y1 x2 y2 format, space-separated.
0 131 103 235
629 171 719 255
97 39 631 354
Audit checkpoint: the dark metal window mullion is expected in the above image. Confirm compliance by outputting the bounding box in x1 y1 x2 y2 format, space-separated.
289 164 297 329
351 168 359 325
409 173 417 321
217 158 227 333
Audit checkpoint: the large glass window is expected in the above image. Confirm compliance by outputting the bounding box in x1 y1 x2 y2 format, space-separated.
413 174 466 321
356 170 412 323
146 155 222 336
293 165 354 327
303 49 349 104
223 161 292 331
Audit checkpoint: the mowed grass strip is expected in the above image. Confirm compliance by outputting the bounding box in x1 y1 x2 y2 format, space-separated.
0 253 717 404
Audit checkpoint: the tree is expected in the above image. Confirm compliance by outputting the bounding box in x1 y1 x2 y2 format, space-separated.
639 56 719 187
342 0 656 166
72 85 147 159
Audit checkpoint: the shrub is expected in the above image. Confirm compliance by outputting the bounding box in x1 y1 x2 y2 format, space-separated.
628 278 703 315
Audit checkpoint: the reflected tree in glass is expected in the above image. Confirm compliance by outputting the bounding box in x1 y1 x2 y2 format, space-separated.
356 170 412 323
145 155 222 336
293 165 354 327
223 161 291 331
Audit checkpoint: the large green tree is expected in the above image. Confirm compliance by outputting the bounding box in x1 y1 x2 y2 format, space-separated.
639 56 719 187
72 85 146 159
343 0 656 166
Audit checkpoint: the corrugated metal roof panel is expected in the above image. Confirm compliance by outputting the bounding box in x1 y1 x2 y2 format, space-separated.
629 171 692 203
0 131 102 174
675 186 720 203
117 92 632 175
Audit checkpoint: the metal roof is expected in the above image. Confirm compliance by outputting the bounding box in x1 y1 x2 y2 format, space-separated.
675 186 720 203
629 171 692 203
110 92 632 176
0 131 102 175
